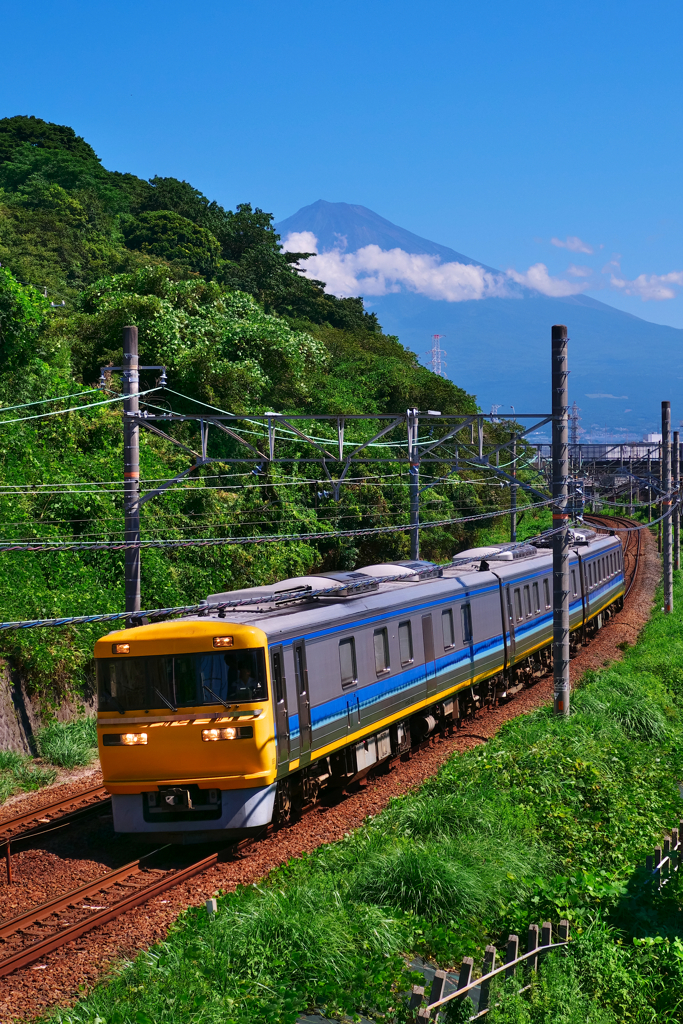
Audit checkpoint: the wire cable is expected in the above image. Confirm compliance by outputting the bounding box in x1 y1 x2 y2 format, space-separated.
0 387 162 426
0 388 99 413
0 497 556 553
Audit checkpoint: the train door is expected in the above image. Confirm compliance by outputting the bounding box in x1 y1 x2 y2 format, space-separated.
461 602 474 680
270 646 290 764
293 640 312 754
505 586 517 664
421 613 436 689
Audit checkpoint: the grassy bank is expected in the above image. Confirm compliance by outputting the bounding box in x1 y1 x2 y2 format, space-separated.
45 575 683 1024
0 717 98 803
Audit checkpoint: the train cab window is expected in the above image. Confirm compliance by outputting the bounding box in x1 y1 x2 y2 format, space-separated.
571 570 577 597
533 582 541 613
442 609 455 648
373 628 390 675
461 603 473 644
543 578 551 609
514 588 523 622
398 621 414 665
339 638 358 689
96 649 268 713
524 585 532 617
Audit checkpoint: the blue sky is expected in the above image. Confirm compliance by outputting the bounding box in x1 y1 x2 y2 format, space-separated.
3 0 683 325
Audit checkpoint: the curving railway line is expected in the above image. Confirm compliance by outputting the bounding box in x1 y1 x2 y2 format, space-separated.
0 515 649 979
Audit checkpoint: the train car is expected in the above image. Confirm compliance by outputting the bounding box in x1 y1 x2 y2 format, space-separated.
95 530 624 842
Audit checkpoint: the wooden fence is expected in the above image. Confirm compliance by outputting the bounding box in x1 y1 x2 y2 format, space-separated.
408 920 570 1021
407 817 683 1021
645 821 682 887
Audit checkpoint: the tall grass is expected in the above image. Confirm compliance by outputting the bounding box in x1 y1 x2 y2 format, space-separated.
45 575 683 1024
35 716 98 769
0 749 56 803
0 716 97 805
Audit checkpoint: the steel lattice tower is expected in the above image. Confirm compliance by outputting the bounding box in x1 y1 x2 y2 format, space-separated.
426 334 447 377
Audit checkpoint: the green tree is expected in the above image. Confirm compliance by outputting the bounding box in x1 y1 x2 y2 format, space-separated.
122 210 224 277
0 114 99 167
0 266 53 367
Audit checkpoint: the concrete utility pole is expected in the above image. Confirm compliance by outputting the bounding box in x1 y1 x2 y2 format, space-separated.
407 408 420 560
123 326 141 618
510 433 517 542
552 325 570 716
662 402 673 613
675 430 681 573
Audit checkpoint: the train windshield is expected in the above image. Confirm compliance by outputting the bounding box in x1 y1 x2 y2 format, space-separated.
97 648 267 712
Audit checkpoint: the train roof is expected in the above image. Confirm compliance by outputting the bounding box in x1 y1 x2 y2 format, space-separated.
188 529 621 641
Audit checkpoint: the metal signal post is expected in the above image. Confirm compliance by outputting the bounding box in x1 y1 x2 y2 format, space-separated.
551 325 570 716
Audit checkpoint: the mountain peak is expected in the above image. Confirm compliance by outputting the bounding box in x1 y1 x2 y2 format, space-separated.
275 200 496 270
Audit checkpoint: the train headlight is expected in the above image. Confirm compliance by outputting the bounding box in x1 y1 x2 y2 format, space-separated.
201 726 254 741
112 643 130 654
103 732 147 746
212 636 234 648
202 727 237 741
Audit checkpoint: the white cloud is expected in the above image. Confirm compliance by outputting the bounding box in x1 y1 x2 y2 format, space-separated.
567 264 593 278
282 233 511 301
282 233 591 303
609 269 683 301
585 393 629 399
281 230 319 254
551 235 594 254
506 262 588 297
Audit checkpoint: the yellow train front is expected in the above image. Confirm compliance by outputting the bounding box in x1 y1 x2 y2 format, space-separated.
96 621 277 842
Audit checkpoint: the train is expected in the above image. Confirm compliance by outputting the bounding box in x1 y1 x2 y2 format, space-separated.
95 529 625 842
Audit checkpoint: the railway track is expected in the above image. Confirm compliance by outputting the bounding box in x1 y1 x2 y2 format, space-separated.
0 520 646 978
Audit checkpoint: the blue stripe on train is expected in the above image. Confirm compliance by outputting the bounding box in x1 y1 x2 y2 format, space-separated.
283 574 623 742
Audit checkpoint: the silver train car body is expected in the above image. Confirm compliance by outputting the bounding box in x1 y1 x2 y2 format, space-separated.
106 531 624 840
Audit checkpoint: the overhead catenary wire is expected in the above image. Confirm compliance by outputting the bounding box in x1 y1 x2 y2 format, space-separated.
0 497 557 553
0 387 163 426
0 388 99 413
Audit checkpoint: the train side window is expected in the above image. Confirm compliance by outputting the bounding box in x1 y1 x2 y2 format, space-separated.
398 621 413 665
571 570 577 597
339 638 357 689
543 578 551 608
533 582 540 612
442 609 455 648
461 603 473 644
523 585 532 617
272 650 284 703
514 588 523 622
373 628 390 675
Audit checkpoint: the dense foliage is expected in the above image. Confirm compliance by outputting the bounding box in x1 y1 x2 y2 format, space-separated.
0 115 550 706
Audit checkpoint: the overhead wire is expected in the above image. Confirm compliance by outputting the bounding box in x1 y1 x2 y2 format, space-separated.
0 496 556 553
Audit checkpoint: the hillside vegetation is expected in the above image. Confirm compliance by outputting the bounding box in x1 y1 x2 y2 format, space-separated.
0 115 541 706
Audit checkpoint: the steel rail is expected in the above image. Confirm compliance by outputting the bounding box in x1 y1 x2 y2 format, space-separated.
0 784 109 840
0 848 221 977
0 852 162 941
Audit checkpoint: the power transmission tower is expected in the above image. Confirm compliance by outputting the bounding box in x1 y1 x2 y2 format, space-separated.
426 335 447 377
569 401 581 447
